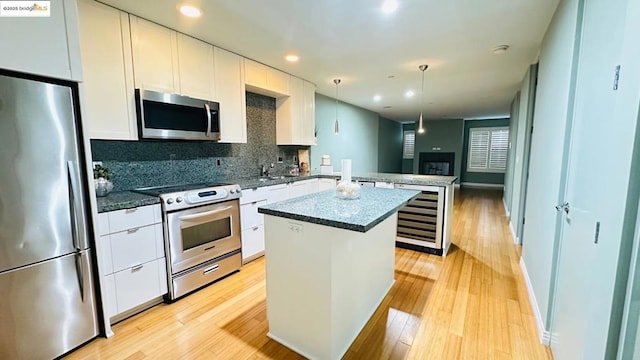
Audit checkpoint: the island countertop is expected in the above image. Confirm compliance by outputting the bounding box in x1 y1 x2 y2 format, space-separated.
257 186 420 232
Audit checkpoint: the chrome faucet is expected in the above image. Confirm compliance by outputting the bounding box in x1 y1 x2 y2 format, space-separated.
261 163 273 177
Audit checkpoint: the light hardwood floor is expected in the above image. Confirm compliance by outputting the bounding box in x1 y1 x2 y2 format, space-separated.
67 189 552 360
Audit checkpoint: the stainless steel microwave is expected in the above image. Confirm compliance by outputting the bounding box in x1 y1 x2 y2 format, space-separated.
135 89 220 141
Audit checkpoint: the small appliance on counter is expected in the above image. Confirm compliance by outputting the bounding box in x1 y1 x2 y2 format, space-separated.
320 154 334 174
134 182 243 300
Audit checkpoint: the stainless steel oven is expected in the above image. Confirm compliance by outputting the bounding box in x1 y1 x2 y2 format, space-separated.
135 182 243 300
167 200 240 274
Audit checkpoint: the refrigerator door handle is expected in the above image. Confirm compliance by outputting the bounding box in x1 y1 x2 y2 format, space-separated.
67 161 82 251
75 251 85 302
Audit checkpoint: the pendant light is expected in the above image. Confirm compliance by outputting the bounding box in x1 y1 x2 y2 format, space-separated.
333 79 341 135
417 65 428 134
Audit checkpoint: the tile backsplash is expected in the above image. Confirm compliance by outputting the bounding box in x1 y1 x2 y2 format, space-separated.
91 92 307 191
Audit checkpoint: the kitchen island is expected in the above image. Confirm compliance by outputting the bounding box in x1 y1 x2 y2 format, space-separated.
258 187 420 360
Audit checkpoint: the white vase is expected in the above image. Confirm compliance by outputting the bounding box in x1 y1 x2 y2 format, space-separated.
94 178 113 197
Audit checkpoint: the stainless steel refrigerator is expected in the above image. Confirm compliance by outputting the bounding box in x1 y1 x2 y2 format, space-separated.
0 72 98 358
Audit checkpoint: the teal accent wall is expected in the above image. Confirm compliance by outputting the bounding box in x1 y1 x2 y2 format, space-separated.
461 118 510 184
403 119 464 183
377 116 403 173
311 93 380 173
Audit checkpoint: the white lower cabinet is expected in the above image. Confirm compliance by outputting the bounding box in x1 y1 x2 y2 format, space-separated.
96 204 166 324
113 258 165 313
319 178 337 191
241 225 265 263
289 178 319 199
238 179 320 264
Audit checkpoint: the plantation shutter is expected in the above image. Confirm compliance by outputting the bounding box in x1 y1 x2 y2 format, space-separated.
403 130 415 159
467 127 509 172
489 129 509 170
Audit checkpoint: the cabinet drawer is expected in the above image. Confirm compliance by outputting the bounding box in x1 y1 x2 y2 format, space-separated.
110 223 163 273
239 186 267 205
240 200 266 230
241 225 265 262
107 204 160 233
114 258 164 313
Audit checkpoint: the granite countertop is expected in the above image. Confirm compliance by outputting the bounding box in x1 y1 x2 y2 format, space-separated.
236 172 457 189
96 173 455 213
96 191 160 213
257 187 421 233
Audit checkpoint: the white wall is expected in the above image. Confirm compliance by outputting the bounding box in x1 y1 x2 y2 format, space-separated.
521 0 581 332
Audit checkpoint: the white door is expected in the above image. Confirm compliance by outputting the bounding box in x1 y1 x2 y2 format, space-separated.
550 0 640 358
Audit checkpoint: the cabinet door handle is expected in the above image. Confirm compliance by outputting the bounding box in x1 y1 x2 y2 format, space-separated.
131 264 144 271
125 208 138 213
252 226 259 231
127 227 140 234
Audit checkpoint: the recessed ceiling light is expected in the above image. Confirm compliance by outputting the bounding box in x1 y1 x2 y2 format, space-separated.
405 90 415 98
381 0 399 14
285 54 299 62
179 5 201 18
373 95 382 102
492 44 510 54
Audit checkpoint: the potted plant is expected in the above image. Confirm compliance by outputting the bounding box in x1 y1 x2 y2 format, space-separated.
93 164 113 197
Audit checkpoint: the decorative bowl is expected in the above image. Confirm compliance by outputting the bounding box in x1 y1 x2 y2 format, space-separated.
94 178 113 197
335 181 360 200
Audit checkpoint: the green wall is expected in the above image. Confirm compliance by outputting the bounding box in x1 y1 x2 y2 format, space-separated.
377 116 403 173
461 118 510 184
402 120 464 183
311 93 402 173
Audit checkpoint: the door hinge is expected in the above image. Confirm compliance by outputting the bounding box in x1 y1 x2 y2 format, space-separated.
613 65 621 90
522 217 526 225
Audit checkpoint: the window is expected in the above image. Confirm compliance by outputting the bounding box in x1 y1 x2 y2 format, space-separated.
467 127 509 173
403 130 415 159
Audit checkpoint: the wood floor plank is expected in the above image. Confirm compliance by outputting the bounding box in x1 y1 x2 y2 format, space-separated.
65 188 552 360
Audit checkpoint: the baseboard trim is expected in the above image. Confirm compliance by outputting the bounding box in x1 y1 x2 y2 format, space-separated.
502 197 511 217
461 182 505 189
520 257 551 345
454 183 461 189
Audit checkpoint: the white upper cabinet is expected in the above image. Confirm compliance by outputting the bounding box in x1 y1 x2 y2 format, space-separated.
214 47 247 143
302 80 317 145
276 77 316 145
177 34 215 101
244 59 290 96
78 0 137 140
130 16 179 94
0 0 82 81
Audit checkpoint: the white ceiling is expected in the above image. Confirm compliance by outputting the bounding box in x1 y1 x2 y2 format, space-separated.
98 0 559 122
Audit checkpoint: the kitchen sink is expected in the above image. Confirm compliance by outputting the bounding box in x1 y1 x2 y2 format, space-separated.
258 175 299 182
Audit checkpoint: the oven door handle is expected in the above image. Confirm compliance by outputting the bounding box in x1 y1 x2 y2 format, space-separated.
178 206 233 222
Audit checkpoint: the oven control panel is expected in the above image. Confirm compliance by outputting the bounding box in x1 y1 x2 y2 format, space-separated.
161 185 242 211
